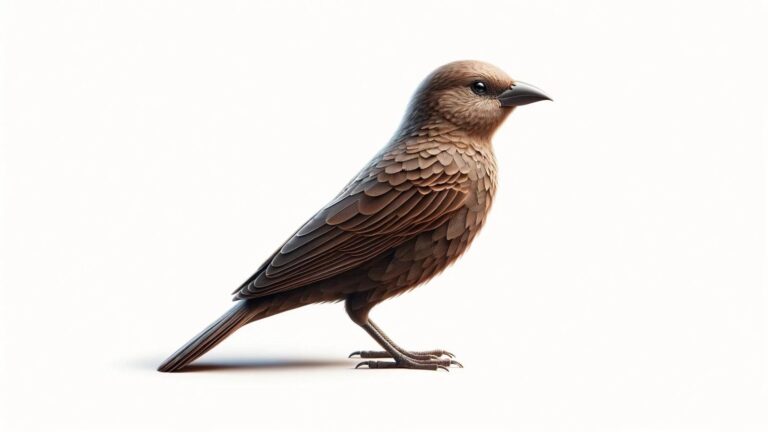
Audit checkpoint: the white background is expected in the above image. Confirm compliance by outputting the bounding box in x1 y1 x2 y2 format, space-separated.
1 1 766 431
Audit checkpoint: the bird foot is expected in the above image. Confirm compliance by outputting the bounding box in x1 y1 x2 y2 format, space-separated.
354 356 462 371
350 349 462 370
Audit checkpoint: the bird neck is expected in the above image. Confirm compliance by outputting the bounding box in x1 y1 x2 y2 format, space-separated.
393 113 494 150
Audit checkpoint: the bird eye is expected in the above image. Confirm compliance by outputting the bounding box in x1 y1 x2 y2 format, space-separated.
471 81 488 95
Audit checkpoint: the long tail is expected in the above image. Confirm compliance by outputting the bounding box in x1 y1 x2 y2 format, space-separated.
157 300 262 372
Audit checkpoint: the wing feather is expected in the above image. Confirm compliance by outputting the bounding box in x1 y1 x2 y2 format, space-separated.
234 146 472 299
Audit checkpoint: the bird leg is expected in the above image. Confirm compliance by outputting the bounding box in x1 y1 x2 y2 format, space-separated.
353 319 462 370
350 321 459 363
345 296 461 370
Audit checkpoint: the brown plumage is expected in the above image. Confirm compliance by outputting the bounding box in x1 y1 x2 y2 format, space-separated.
158 60 550 372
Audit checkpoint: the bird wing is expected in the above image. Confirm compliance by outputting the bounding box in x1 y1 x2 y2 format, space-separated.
234 141 474 299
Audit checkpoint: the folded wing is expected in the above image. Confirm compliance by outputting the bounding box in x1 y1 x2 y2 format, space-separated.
234 142 473 299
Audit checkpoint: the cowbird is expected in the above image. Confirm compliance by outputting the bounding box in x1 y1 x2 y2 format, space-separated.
158 60 549 372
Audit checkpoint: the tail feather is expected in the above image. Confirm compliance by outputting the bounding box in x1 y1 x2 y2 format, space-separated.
157 301 260 372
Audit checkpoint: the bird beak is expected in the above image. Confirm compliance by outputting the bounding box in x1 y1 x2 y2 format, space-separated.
498 81 552 107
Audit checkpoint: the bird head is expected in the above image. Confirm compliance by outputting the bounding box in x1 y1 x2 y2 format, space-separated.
402 60 550 138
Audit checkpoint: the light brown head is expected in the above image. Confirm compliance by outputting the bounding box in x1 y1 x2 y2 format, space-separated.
401 60 550 138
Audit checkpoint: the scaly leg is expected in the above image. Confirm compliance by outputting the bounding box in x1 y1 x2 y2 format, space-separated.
345 298 462 370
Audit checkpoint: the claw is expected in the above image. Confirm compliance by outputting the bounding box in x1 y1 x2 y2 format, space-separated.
437 366 449 372
349 348 461 368
411 349 454 358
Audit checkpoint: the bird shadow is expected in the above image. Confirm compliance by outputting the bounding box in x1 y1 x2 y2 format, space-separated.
134 357 352 373
181 358 351 373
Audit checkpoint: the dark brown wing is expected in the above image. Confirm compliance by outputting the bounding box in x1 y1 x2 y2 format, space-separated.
234 141 473 300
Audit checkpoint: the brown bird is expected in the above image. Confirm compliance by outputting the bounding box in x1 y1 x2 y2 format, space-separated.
158 60 550 372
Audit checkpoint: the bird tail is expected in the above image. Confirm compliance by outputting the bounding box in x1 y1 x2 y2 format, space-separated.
157 300 262 372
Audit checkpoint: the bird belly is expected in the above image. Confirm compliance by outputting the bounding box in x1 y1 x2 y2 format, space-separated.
361 196 491 303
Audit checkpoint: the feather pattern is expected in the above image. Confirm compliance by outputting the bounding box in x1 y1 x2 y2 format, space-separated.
235 127 497 301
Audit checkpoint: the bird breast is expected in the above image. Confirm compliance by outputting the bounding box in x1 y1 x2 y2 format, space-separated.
358 128 498 298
